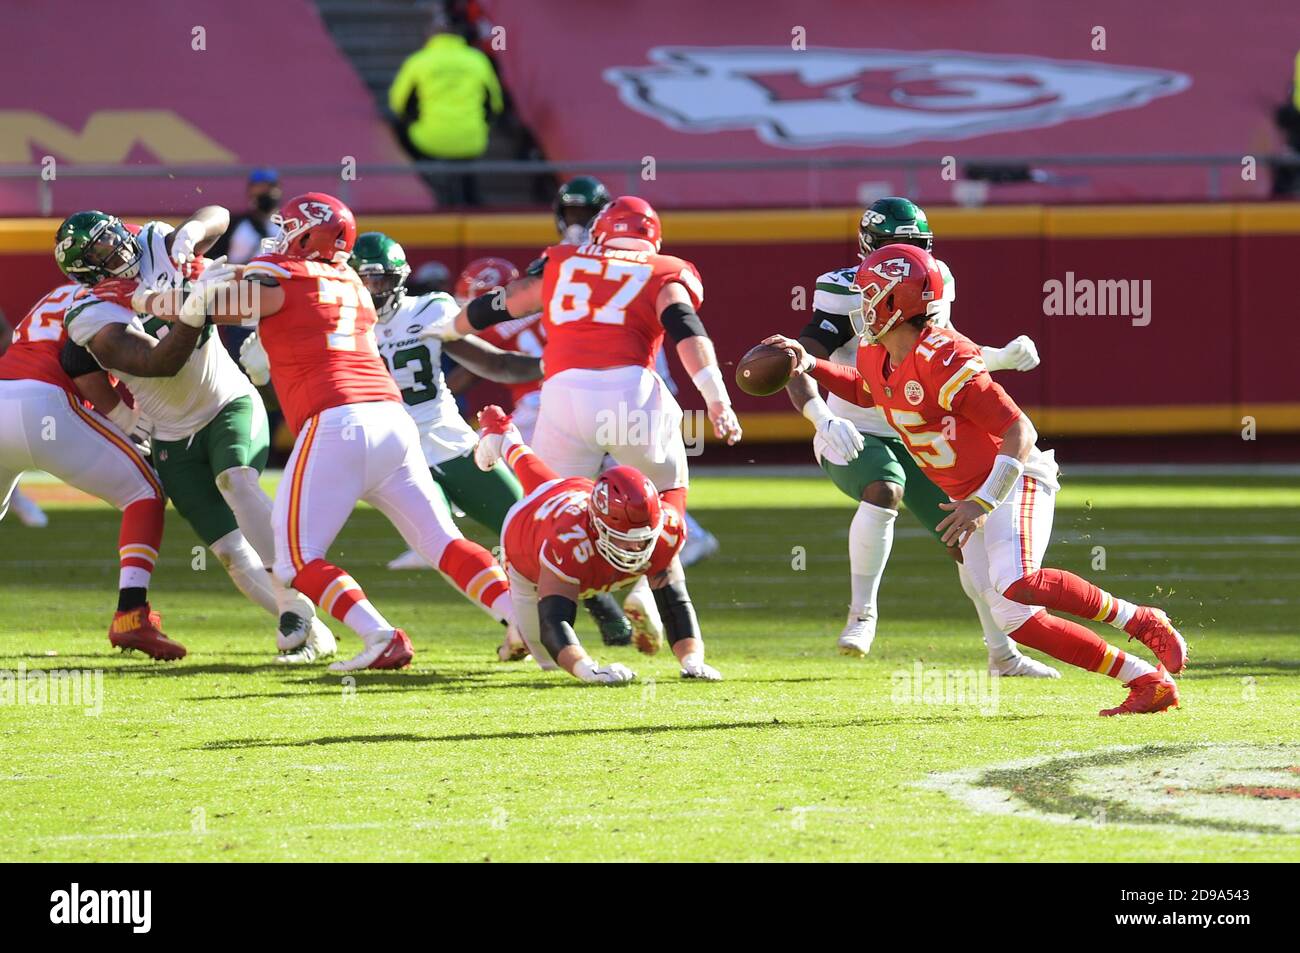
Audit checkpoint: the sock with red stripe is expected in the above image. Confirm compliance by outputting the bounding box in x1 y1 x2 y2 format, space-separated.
292 559 391 641
1009 611 1154 680
437 538 511 622
117 497 163 604
1003 568 1138 630
501 435 558 494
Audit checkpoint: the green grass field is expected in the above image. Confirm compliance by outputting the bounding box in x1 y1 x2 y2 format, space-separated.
1 470 1297 862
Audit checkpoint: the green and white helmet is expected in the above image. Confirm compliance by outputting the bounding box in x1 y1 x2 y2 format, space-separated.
349 231 411 320
857 196 933 259
54 210 142 285
553 175 611 239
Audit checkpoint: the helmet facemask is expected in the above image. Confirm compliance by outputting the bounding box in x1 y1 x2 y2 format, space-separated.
83 219 142 281
591 511 663 573
850 275 905 343
357 268 409 321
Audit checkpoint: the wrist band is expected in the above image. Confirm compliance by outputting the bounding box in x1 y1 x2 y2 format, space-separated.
971 454 1024 512
692 365 728 406
801 395 834 428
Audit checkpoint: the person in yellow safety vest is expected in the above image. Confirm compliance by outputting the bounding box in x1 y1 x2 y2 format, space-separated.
389 29 504 163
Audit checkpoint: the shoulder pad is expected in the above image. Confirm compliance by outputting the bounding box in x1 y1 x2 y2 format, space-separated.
815 265 860 291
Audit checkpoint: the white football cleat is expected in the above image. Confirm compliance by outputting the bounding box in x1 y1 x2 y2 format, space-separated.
623 586 664 655
8 490 48 528
574 658 636 685
386 548 431 570
989 653 1061 678
680 655 723 681
276 619 337 664
837 611 876 657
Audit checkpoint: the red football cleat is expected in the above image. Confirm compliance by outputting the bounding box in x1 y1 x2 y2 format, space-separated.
108 604 187 661
1100 666 1179 716
371 629 414 669
1125 607 1187 674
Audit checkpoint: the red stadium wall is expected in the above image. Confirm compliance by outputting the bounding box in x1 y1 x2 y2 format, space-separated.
1 204 1297 440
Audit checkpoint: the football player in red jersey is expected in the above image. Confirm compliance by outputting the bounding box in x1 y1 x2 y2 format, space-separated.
450 257 546 438
475 404 720 683
0 310 48 528
0 283 184 659
447 257 644 652
428 195 740 653
201 192 517 671
765 244 1187 716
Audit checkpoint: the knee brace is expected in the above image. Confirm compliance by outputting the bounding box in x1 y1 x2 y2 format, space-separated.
215 465 261 506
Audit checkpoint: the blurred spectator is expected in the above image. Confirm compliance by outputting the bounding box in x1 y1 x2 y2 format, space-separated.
1272 51 1300 197
388 10 503 206
408 260 452 295
207 168 280 410
208 168 282 263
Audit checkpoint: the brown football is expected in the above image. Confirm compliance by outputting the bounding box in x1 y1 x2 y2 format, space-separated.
735 343 796 396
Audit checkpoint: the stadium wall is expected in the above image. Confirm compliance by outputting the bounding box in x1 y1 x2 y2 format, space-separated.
1 203 1297 441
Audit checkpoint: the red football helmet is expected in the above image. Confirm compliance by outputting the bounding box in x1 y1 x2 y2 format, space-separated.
454 256 519 305
588 465 663 573
851 244 945 343
269 192 357 263
590 196 662 251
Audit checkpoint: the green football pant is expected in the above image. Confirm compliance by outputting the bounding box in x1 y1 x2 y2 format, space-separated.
153 394 270 546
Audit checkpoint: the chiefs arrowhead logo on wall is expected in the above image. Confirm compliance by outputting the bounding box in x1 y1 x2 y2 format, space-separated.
604 47 1190 148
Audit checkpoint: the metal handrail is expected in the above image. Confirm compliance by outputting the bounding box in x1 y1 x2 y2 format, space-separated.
0 153 1293 178
4 154 1295 215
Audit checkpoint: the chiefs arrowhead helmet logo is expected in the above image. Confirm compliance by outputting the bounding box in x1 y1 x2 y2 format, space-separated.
605 47 1189 148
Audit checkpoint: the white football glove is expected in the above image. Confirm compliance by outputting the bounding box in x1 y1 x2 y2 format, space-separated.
239 332 271 386
168 220 208 267
680 654 723 681
574 658 636 685
177 255 237 328
820 416 864 462
984 335 1040 373
803 397 864 462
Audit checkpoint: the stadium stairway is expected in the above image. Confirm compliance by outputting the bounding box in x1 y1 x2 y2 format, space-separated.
313 0 543 206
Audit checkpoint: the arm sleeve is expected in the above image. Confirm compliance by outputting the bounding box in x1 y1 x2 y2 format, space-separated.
537 593 579 662
809 358 874 407
799 308 855 355
60 338 102 377
660 301 707 342
949 374 1022 436
468 291 520 330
